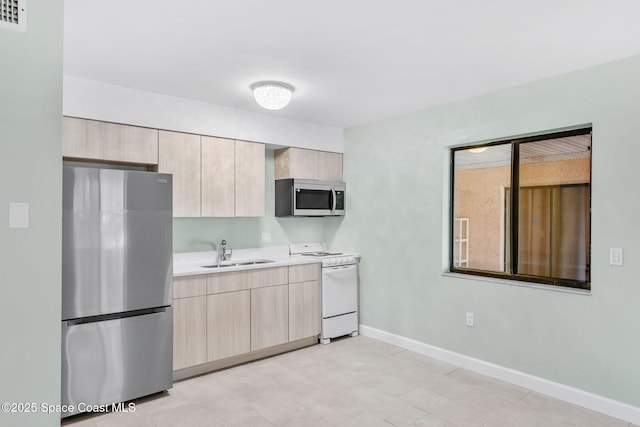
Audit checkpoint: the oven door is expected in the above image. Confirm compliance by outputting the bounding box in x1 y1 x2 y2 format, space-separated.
322 264 358 318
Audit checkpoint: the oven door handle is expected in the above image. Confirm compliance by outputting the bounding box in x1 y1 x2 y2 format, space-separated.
324 264 355 270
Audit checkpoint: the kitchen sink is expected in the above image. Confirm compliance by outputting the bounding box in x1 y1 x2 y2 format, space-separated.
201 259 275 268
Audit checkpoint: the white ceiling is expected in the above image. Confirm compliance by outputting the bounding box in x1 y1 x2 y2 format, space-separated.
64 1 640 129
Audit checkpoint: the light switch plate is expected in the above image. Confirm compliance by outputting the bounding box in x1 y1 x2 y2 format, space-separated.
466 312 474 327
9 202 29 228
610 248 623 266
261 232 271 244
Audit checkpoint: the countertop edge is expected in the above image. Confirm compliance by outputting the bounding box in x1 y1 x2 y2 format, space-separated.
174 256 321 277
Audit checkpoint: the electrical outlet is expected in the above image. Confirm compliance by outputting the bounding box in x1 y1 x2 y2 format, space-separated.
466 312 474 327
261 232 271 244
610 248 623 266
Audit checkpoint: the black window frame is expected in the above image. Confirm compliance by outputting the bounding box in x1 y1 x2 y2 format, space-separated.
450 127 592 291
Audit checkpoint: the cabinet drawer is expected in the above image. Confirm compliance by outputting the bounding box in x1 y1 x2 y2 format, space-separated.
173 275 207 299
289 263 320 283
207 266 288 294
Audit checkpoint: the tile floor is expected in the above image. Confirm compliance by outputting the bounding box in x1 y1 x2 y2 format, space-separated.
62 336 635 426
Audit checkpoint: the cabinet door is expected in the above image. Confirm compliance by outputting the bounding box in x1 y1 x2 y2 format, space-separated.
63 117 101 159
317 151 343 181
274 147 343 181
275 147 316 180
251 285 288 351
289 280 320 341
95 121 158 164
158 130 201 217
207 290 250 361
292 148 318 179
201 136 235 217
62 117 158 164
173 296 207 370
235 140 265 217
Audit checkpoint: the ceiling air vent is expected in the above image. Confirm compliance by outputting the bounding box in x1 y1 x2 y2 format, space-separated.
0 0 27 32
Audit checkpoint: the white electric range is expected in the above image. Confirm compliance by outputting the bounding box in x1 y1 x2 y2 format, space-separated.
290 243 359 344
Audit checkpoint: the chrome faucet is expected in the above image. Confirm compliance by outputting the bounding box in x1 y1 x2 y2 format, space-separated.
217 239 232 263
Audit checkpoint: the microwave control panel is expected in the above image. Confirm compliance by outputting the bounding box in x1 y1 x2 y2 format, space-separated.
335 190 345 210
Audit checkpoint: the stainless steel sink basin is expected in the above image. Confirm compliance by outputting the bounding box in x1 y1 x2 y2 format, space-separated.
201 259 275 268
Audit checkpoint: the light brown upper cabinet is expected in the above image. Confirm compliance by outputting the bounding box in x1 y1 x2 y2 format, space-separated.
235 140 265 216
274 147 343 181
63 117 158 165
159 131 265 217
158 130 201 217
201 137 264 217
201 136 235 217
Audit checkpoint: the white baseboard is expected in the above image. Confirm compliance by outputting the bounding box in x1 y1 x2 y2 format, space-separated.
359 324 640 425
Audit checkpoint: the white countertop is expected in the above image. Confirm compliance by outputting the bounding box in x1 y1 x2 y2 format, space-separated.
173 245 322 277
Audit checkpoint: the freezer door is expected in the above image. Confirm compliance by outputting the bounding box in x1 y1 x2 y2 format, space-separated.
62 167 173 319
61 308 173 417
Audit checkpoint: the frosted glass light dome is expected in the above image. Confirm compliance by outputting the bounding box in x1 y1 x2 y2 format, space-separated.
251 81 294 110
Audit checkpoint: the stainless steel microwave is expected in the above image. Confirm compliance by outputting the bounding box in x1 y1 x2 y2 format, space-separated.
275 179 346 217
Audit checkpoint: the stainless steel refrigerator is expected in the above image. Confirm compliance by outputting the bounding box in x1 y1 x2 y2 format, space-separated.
61 166 173 418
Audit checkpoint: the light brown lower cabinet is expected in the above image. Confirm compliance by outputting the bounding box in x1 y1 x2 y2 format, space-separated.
251 285 289 351
289 280 320 342
206 291 251 361
173 295 207 370
172 264 321 375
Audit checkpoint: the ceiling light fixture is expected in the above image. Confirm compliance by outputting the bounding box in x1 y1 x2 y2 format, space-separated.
469 147 488 153
251 81 294 110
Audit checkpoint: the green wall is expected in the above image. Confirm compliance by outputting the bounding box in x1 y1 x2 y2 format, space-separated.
173 150 335 252
329 55 640 407
0 1 63 426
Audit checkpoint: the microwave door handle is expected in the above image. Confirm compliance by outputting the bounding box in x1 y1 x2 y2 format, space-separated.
331 188 336 213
